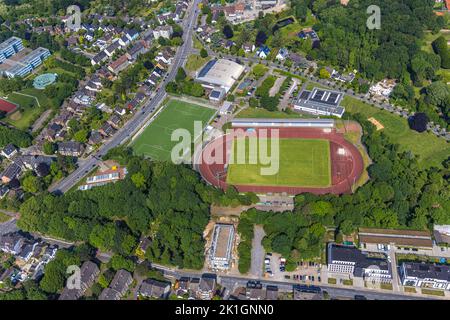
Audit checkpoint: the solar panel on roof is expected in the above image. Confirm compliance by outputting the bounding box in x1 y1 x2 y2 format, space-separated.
328 93 338 102
300 91 310 99
198 59 217 78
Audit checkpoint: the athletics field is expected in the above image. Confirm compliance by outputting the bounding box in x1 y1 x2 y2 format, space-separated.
226 138 331 188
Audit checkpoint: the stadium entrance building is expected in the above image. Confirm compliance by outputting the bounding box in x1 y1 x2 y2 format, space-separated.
293 87 345 118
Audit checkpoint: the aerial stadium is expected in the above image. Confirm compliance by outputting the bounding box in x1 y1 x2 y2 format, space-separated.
198 118 364 195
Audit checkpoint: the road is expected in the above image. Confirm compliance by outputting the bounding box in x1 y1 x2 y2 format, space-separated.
149 263 433 300
49 0 202 194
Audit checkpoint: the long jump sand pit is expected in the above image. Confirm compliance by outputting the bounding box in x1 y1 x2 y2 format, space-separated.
368 117 384 131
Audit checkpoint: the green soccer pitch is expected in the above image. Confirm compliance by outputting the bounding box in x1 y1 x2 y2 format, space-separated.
132 99 216 161
226 138 331 188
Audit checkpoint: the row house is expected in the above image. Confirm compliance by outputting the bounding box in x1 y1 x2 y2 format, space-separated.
57 141 85 157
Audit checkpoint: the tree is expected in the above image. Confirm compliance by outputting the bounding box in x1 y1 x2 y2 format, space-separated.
110 255 136 272
131 172 146 189
255 31 267 46
222 25 234 39
22 175 42 194
409 113 429 133
43 141 56 155
200 48 208 58
271 233 291 257
73 129 88 143
175 67 187 82
432 36 450 69
424 81 450 107
319 68 330 79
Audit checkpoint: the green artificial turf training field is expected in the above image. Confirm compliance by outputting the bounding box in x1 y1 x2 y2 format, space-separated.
132 99 216 161
226 138 331 187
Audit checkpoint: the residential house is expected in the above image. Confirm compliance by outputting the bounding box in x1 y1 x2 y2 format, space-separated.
91 51 108 66
0 232 25 255
197 275 216 300
114 106 126 116
147 73 159 86
265 285 279 300
276 48 289 61
118 35 130 47
256 46 270 59
138 279 171 299
104 41 122 57
153 25 173 40
246 281 264 300
125 29 139 42
59 261 100 300
89 131 103 145
242 43 255 53
99 122 116 137
157 12 177 25
298 28 320 49
155 49 174 65
127 41 147 60
99 269 133 300
108 54 130 74
1 144 18 159
1 163 21 183
0 185 9 199
57 141 85 157
107 114 121 129
176 277 190 297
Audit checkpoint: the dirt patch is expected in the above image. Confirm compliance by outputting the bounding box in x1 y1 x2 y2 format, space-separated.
8 110 22 121
210 205 252 217
368 117 384 130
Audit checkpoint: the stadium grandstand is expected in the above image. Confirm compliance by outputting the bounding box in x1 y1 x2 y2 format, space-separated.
231 118 335 128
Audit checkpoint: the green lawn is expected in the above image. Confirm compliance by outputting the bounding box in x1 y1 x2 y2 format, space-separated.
0 211 11 223
227 138 331 187
185 54 211 72
421 288 445 296
131 99 216 161
236 107 305 119
4 92 43 130
341 96 450 169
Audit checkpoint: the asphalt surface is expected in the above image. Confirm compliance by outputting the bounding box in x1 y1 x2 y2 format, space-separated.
150 263 433 300
49 0 202 194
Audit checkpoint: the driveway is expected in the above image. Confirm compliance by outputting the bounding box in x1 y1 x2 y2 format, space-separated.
0 218 18 236
250 225 266 278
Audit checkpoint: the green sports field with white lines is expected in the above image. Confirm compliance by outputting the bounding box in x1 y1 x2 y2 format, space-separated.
132 99 216 161
226 138 331 187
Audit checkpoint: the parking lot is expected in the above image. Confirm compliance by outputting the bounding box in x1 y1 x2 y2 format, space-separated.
263 252 323 285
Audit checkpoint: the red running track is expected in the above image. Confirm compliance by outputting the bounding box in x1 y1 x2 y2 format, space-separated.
198 127 364 195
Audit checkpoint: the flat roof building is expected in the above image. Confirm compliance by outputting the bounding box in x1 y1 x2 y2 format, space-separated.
0 37 24 63
358 228 433 251
400 262 450 290
327 244 392 283
195 59 245 93
231 118 335 128
293 87 345 118
1 46 51 78
209 224 235 271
